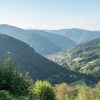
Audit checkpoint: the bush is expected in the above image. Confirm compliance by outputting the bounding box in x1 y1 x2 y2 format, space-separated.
55 83 69 100
18 96 29 100
96 82 100 99
55 83 77 100
75 86 96 100
0 90 13 100
30 80 55 100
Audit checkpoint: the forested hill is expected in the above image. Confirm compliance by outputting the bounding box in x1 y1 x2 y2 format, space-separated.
49 38 100 79
0 33 61 82
0 33 97 84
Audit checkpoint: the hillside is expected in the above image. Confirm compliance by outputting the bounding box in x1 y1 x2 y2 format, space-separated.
0 24 61 55
0 33 96 84
49 38 100 78
27 30 76 51
49 28 100 43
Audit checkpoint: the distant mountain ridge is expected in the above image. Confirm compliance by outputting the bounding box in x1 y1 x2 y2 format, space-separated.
49 28 100 43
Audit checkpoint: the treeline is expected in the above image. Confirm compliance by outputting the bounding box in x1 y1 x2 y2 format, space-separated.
0 58 100 100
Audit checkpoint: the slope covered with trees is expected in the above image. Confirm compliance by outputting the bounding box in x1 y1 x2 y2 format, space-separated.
0 33 61 83
49 38 100 79
0 33 95 84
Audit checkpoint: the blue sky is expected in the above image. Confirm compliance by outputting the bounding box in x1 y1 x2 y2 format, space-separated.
0 0 100 30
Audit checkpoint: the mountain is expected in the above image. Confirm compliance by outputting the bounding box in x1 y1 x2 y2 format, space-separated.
0 24 60 55
27 30 76 51
49 38 100 79
49 28 100 43
0 33 97 84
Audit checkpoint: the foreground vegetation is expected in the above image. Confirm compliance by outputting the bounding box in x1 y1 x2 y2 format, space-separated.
0 58 100 100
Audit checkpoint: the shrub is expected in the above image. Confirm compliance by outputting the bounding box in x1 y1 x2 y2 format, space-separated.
55 83 69 100
55 83 77 100
18 96 29 100
96 82 100 99
30 80 55 100
75 86 96 100
0 90 13 100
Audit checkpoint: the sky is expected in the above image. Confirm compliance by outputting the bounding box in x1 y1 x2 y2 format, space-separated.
0 0 100 30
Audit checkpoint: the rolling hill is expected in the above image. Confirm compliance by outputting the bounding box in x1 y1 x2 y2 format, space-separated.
0 33 97 84
49 28 100 43
49 38 100 79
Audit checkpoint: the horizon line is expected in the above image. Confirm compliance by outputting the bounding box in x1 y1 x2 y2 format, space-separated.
0 24 100 31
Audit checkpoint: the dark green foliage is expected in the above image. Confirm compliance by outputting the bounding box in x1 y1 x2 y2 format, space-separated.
0 33 66 83
0 90 13 100
0 58 30 96
18 96 29 100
